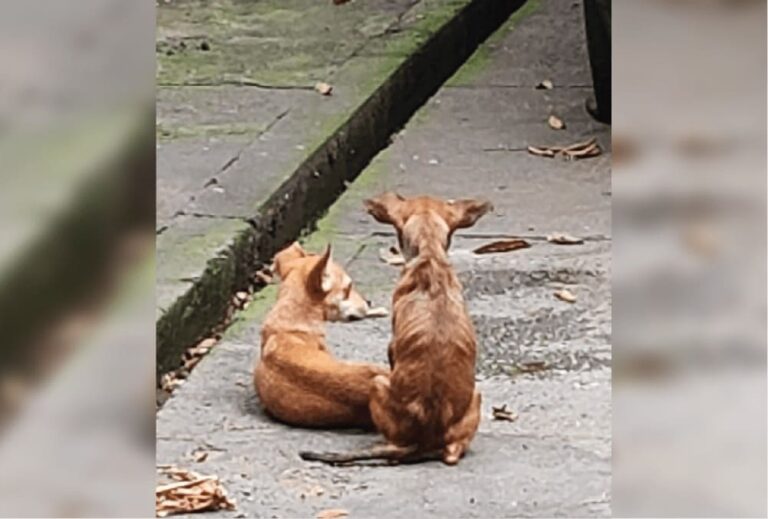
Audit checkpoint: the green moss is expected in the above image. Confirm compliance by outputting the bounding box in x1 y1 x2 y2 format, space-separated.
156 218 250 282
156 122 268 141
446 0 540 86
224 283 279 339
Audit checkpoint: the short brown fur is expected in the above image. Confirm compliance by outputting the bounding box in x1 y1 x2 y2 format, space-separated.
300 193 492 465
254 242 388 428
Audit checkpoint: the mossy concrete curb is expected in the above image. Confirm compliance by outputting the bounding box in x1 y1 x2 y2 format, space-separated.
0 108 154 373
156 0 527 379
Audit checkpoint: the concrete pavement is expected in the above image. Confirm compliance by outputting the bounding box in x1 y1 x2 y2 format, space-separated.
157 0 611 516
156 0 528 377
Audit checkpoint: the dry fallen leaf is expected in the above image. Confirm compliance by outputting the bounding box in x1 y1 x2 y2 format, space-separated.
473 239 531 255
548 115 565 130
492 404 518 422
518 360 548 373
535 79 553 90
317 509 349 519
254 266 274 285
193 450 209 463
527 145 557 158
554 289 577 303
682 223 719 257
156 466 236 517
527 138 601 160
379 246 405 266
314 82 333 95
547 232 584 245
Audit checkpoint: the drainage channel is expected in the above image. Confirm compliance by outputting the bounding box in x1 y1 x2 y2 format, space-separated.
156 0 529 406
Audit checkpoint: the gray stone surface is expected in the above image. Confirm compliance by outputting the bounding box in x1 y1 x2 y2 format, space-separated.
157 0 611 516
155 0 529 369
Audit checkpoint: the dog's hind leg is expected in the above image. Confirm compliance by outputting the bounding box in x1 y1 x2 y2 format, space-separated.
368 374 404 444
442 390 482 465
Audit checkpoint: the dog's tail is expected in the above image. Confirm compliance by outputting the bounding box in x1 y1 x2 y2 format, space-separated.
299 444 424 465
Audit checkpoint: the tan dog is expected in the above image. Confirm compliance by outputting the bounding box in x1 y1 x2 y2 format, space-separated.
300 193 492 465
254 242 388 428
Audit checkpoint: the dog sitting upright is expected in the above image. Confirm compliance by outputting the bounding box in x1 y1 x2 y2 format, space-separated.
301 193 492 465
254 242 388 429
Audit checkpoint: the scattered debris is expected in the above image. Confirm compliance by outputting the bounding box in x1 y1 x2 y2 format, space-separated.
535 79 553 90
547 115 565 130
333 0 351 4
254 265 274 285
428 158 440 165
365 306 390 318
156 466 236 517
554 289 577 303
317 509 349 519
528 138 601 160
492 404 518 422
379 246 405 266
547 232 584 245
300 485 326 499
518 360 548 373
314 82 333 95
192 449 209 463
473 239 531 255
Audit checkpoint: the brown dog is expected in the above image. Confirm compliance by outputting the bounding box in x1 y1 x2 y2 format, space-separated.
254 242 388 428
300 193 492 465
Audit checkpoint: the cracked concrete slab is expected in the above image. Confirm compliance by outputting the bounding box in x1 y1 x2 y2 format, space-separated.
156 0 530 374
157 0 611 516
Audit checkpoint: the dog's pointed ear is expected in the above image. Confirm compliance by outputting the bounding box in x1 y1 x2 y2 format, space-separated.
273 241 307 279
448 199 493 230
309 244 333 294
364 192 405 227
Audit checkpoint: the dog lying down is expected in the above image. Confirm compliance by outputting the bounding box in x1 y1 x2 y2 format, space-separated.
300 193 492 465
254 242 389 429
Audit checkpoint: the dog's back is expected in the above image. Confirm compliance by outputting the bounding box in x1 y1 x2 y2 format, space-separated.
388 252 477 448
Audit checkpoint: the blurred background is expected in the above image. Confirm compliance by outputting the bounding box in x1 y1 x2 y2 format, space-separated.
0 0 155 516
613 0 766 516
0 0 763 517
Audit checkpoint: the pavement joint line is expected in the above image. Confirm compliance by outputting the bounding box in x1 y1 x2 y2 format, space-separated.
156 0 532 379
446 83 594 89
157 81 317 90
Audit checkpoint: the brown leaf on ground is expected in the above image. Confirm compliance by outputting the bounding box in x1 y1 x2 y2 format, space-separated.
473 239 531 255
192 450 208 463
314 82 333 95
518 360 548 373
317 509 349 519
254 266 274 285
547 232 584 245
492 404 518 422
548 115 565 130
528 138 601 160
156 466 236 517
379 246 405 266
554 289 577 303
527 145 557 157
535 79 553 89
